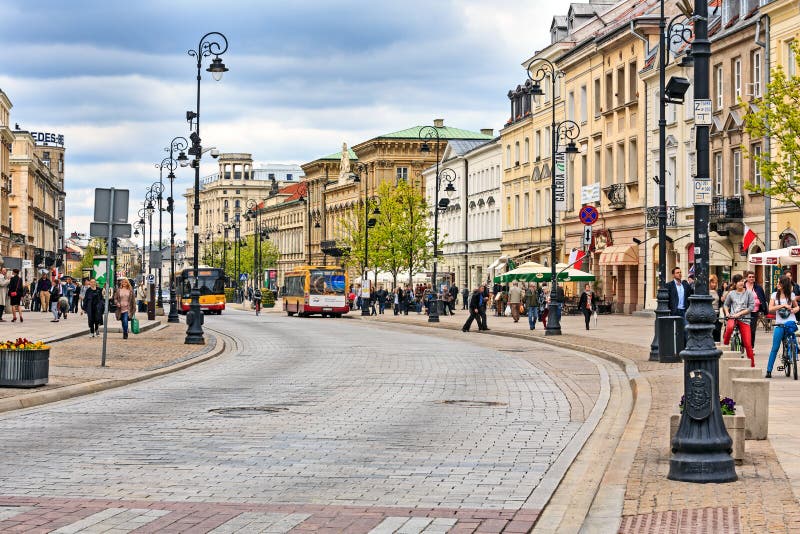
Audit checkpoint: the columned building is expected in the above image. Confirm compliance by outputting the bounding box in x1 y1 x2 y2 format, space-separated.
422 137 500 289
9 127 66 283
184 153 303 264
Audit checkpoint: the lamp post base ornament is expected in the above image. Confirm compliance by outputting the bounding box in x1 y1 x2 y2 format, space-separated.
184 289 205 345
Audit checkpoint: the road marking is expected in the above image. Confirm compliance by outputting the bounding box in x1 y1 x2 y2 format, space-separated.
51 507 169 533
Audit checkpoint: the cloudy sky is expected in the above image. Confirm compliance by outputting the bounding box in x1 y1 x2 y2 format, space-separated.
0 0 573 241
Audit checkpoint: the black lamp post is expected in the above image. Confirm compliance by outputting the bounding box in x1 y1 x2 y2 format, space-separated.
418 124 447 323
217 223 229 274
652 3 694 361
526 60 580 335
668 0 737 483
232 211 242 301
162 136 189 324
351 162 380 317
185 31 229 345
246 199 261 287
133 215 146 277
144 190 156 278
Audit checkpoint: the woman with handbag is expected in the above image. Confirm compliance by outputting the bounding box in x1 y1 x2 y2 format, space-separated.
8 269 24 323
113 278 136 339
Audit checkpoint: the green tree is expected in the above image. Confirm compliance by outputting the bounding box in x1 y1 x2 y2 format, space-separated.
371 181 407 288
338 199 379 274
744 41 800 208
72 238 107 279
397 180 435 286
203 234 279 287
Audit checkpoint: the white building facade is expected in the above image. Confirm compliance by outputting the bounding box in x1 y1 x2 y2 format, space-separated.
423 138 501 290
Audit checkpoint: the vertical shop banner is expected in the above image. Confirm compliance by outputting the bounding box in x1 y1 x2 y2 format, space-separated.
554 152 566 212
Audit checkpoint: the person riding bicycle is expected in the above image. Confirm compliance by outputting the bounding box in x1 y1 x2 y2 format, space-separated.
723 273 756 368
765 275 799 378
253 287 262 315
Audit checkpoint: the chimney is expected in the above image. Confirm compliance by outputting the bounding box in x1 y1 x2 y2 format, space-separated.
433 118 444 128
481 128 494 136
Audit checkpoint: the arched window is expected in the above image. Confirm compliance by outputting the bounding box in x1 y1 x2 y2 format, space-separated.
781 231 798 248
514 142 520 165
223 200 229 209
523 138 530 164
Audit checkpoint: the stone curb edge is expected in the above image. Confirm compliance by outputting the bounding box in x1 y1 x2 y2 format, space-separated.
352 315 650 529
0 332 228 415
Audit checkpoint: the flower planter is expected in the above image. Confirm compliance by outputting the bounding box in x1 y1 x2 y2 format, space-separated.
0 348 50 387
670 409 745 463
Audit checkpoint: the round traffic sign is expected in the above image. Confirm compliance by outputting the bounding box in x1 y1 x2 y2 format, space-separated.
579 205 599 226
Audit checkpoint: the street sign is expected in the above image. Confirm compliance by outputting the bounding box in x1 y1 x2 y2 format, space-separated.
694 99 712 126
240 273 248 281
579 205 599 226
582 225 593 246
93 188 130 223
581 183 601 204
554 152 566 212
90 222 131 239
693 178 712 205
146 274 155 284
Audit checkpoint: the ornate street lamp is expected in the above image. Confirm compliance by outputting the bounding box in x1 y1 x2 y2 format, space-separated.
158 136 189 324
185 31 229 345
527 60 580 335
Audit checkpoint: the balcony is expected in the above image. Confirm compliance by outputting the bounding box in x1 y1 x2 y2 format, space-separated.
710 196 743 222
603 183 626 210
645 206 677 227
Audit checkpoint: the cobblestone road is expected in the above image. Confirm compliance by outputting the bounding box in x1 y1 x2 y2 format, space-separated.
0 311 603 532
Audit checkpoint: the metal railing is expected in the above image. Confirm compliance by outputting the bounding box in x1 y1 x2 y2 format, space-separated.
645 206 677 227
604 183 626 209
710 196 743 222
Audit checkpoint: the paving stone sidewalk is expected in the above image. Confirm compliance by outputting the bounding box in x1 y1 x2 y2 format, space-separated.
0 311 220 404
342 305 800 532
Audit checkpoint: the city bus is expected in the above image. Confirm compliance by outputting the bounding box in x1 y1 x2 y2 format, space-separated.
175 267 226 315
283 266 349 317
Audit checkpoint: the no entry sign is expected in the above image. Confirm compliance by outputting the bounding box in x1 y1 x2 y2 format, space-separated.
579 205 599 226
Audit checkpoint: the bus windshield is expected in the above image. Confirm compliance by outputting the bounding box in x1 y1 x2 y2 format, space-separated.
181 272 225 296
309 270 346 295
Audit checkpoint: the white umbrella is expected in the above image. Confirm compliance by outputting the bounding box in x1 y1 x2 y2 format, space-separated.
748 246 800 266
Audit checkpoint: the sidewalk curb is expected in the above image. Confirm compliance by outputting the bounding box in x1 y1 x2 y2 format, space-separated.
0 332 228 415
352 315 649 531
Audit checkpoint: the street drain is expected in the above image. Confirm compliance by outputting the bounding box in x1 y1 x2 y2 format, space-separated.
439 400 507 408
208 406 288 417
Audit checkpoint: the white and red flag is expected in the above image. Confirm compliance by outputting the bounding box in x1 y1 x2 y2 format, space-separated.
569 249 587 270
742 224 757 251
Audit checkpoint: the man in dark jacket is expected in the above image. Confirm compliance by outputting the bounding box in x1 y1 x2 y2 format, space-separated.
667 266 693 319
479 284 489 330
461 287 469 310
449 284 459 314
462 287 484 332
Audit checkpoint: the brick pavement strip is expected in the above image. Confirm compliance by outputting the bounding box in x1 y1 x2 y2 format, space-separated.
349 307 800 532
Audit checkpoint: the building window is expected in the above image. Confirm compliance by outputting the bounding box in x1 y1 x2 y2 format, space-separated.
286 173 293 180
396 167 408 181
506 145 511 168
752 144 763 187
628 61 637 103
616 65 625 107
535 131 541 160
224 213 229 222
715 65 724 110
544 127 551 156
514 195 520 227
58 155 63 173
235 199 241 209
594 78 601 116
535 190 542 226
714 152 723 195
523 138 530 164
605 146 613 186
605 71 613 110
581 152 588 187
580 85 588 122
594 148 601 186
224 200 229 209
514 142 520 165
733 57 742 101
617 142 626 183
733 149 742 196
523 193 529 227
788 41 797 77
268 173 275 179
628 139 638 182
752 50 762 98
568 91 575 120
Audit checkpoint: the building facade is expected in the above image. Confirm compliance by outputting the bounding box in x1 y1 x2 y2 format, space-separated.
184 153 303 264
0 90 12 263
8 128 66 284
422 137 501 290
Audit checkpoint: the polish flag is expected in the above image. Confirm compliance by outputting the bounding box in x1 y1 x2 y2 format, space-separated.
569 249 587 270
742 224 757 251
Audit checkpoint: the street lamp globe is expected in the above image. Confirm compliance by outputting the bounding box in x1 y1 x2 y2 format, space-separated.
207 57 229 81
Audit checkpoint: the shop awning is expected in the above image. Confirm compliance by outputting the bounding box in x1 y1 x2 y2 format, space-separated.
709 239 734 266
599 245 639 266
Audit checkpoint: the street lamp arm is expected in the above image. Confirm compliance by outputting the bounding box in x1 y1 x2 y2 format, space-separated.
555 120 581 148
189 32 229 64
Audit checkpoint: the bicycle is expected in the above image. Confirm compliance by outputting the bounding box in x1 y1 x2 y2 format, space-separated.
253 291 262 317
777 322 799 380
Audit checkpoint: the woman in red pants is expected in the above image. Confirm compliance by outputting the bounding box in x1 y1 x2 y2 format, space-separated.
723 274 756 367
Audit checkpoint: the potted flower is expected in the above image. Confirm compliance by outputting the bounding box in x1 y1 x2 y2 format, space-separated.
262 289 276 308
670 396 745 462
0 338 50 387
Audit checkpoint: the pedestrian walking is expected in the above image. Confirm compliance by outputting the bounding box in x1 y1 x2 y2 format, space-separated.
462 287 484 332
8 269 24 323
461 287 469 310
113 278 136 339
507 281 523 323
479 284 489 330
36 272 52 313
135 281 147 313
0 267 9 321
539 284 549 329
83 279 105 337
370 292 377 316
394 287 402 315
49 276 61 322
376 287 387 314
524 282 539 330
449 284 458 314
578 283 597 330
